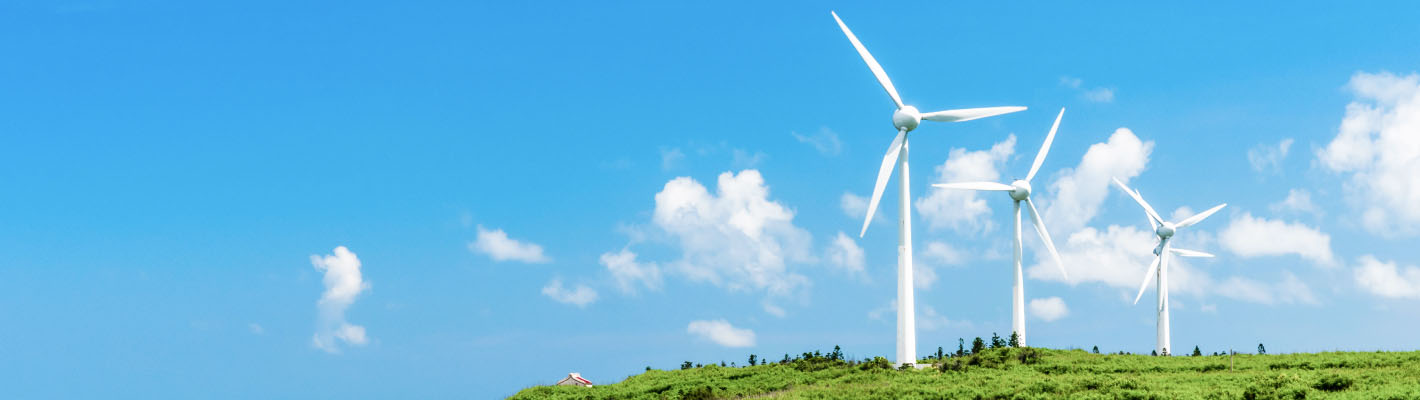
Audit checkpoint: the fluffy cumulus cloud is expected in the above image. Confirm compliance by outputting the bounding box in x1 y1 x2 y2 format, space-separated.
1029 297 1070 321
915 135 1015 234
471 226 551 263
1218 213 1335 267
826 231 866 276
1041 128 1153 234
1353 255 1420 300
541 278 599 307
650 170 813 297
310 246 371 354
1247 138 1294 174
687 319 756 348
1317 71 1420 237
600 249 662 294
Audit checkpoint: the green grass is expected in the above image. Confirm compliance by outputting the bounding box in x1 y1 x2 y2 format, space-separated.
510 348 1420 399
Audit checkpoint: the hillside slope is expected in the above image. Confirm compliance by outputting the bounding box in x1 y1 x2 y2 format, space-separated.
511 348 1420 399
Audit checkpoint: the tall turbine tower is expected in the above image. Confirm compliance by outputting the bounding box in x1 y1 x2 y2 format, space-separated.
831 11 1026 366
931 108 1071 347
1112 177 1226 355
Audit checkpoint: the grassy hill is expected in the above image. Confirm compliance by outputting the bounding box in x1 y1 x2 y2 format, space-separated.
510 347 1420 399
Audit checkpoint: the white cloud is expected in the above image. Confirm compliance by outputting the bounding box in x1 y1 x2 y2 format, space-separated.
915 135 1015 234
1060 76 1115 103
600 249 662 294
1040 128 1153 234
1083 88 1115 103
921 241 966 266
687 319 755 348
1247 138 1294 174
731 149 767 168
913 260 938 290
1317 71 1420 237
661 147 685 171
868 300 967 331
840 192 885 223
310 246 371 354
1218 212 1336 267
1028 297 1069 321
1270 189 1322 216
791 128 843 156
650 170 813 297
762 302 786 318
826 231 866 276
1027 225 1208 298
1214 271 1317 305
1353 255 1420 300
471 226 551 263
541 278 599 307
248 323 264 335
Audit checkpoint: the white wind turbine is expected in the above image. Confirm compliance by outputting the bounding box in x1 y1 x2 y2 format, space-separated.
831 11 1026 366
1111 177 1226 355
931 108 1071 347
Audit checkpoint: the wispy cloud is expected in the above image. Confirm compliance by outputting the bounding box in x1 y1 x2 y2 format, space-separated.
791 128 843 156
541 278 598 307
687 319 755 348
1247 138 1294 174
1219 212 1335 267
1060 76 1115 103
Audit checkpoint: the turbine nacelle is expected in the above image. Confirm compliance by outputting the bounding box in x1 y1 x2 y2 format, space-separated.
1156 222 1176 239
1009 179 1031 201
892 105 921 132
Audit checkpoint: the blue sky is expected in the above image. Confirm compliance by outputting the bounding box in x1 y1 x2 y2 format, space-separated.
3 1 1420 398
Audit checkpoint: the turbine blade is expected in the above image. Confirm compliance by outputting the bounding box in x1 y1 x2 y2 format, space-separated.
1175 203 1227 229
920 106 1027 123
1024 199 1067 280
1169 248 1215 258
1026 108 1065 182
1133 256 1161 305
830 11 903 109
931 181 1014 191
1112 177 1163 226
860 130 906 237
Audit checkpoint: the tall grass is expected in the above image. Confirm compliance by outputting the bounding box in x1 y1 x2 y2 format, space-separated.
510 348 1420 399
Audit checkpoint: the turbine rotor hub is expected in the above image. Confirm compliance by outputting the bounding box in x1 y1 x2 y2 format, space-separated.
1009 179 1031 201
892 105 921 132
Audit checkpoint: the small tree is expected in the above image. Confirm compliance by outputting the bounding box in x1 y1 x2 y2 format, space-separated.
1258 343 1266 355
782 354 790 364
990 332 1004 349
957 338 966 357
646 366 652 371
831 345 843 361
682 361 693 370
748 354 757 366
1192 346 1202 357
1008 332 1021 348
1151 350 1158 356
937 346 944 360
720 361 726 367
971 337 986 354
1092 345 1100 354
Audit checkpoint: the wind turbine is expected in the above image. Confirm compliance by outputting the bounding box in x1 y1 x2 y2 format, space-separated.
1111 177 1226 355
931 108 1071 347
831 11 1026 366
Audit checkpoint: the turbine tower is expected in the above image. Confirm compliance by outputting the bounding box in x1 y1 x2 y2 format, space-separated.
831 11 1026 366
1112 177 1226 355
931 108 1071 347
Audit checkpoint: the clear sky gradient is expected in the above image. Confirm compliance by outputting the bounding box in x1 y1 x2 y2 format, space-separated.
3 1 1420 398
